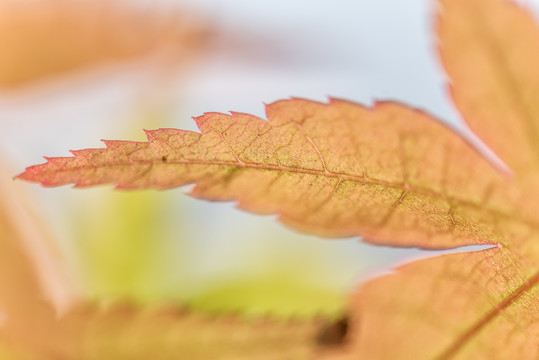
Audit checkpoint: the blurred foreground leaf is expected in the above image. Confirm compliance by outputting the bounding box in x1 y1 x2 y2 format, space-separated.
51 302 349 360
0 160 77 358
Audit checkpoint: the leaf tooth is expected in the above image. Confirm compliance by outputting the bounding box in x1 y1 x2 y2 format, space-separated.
143 128 160 141
192 113 211 132
100 139 115 148
326 96 344 104
228 111 268 126
44 156 72 163
193 112 232 133
14 163 43 182
101 139 128 149
264 98 324 126
144 128 185 143
69 148 93 158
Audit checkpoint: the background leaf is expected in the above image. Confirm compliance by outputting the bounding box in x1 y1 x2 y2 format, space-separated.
0 0 212 88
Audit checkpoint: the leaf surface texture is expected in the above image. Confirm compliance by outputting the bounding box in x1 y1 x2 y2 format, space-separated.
19 99 515 249
16 0 539 358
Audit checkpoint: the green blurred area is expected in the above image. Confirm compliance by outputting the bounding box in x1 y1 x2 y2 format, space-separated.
72 190 187 300
70 188 346 317
190 278 343 318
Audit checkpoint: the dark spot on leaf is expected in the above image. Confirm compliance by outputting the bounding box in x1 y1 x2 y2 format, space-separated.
315 316 349 347
161 156 167 162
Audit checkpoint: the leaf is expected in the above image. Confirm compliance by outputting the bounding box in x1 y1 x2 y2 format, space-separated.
0 160 78 358
18 99 510 249
438 0 539 178
66 308 348 360
346 0 539 359
350 0 539 358
3 300 349 360
0 0 211 87
16 0 539 359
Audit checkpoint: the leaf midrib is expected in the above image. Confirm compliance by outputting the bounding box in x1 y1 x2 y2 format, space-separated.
53 156 539 239
436 268 539 360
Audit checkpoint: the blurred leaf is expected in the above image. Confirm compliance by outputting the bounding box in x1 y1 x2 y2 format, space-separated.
0 160 77 358
0 0 212 88
2 299 351 360
53 302 348 360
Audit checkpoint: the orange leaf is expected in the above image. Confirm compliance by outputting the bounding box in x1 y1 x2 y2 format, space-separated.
349 0 539 358
18 98 513 249
438 0 539 177
0 160 78 358
50 303 346 360
2 297 350 359
0 0 211 88
17 0 539 358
